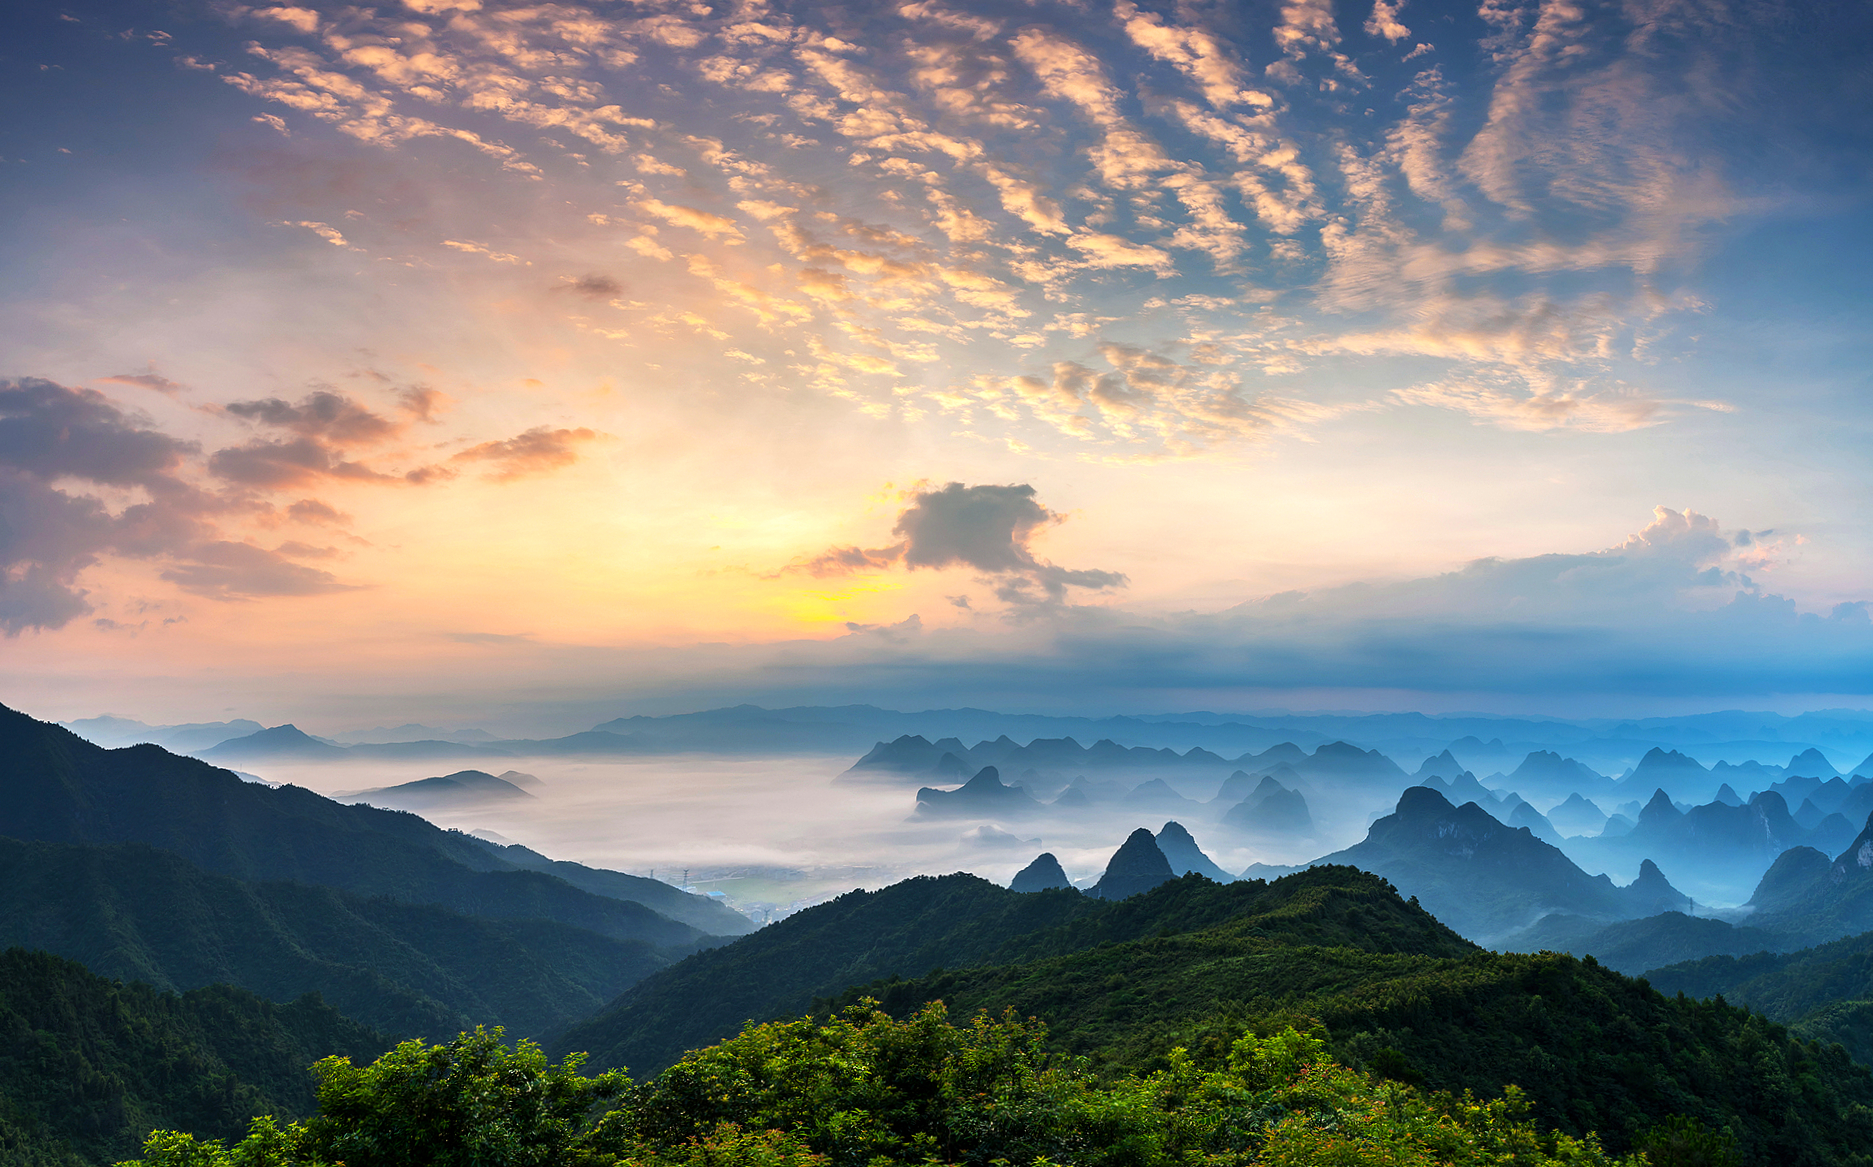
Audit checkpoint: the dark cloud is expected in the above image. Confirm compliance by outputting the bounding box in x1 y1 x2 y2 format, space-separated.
793 482 1127 606
274 540 340 559
211 389 445 487
208 436 400 488
559 274 624 299
0 378 209 633
286 498 351 525
223 389 400 444
895 483 1058 573
159 540 355 599
395 385 448 422
0 377 197 486
451 426 600 479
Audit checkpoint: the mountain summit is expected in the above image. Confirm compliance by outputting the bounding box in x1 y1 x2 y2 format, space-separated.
1089 828 1175 900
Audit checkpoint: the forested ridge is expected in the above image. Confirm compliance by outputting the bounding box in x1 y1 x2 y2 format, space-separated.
549 866 1474 1076
0 835 681 1040
26 865 1872 1167
0 948 385 1166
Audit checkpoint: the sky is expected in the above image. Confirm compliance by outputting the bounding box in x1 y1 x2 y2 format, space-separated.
2 0 1871 729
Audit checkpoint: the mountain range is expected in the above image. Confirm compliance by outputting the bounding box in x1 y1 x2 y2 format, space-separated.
1304 786 1692 942
20 696 1873 1167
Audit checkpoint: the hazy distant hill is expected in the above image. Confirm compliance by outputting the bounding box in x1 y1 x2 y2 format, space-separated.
1504 810 1873 983
1564 788 1859 901
337 768 534 811
59 715 266 754
1219 774 1315 837
1502 750 1616 802
1617 748 1719 802
0 704 734 946
913 766 1041 819
1305 786 1689 941
196 723 349 762
1547 791 1608 837
844 733 1405 799
0 947 384 1166
1499 910 1794 975
1153 821 1234 883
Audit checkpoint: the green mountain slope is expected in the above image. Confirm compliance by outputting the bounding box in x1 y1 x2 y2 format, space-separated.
467 837 754 936
0 703 731 946
0 947 384 1166
0 836 680 1039
552 867 1474 1077
1647 929 1873 1065
817 881 1873 1163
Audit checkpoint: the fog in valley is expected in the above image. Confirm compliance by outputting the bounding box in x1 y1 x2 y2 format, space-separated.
221 751 1361 921
185 705 1873 928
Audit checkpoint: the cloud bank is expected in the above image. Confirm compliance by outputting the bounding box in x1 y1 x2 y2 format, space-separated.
611 506 1872 710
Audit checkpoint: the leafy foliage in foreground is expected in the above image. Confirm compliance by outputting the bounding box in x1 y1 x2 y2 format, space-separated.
121 1005 1652 1167
0 948 383 1166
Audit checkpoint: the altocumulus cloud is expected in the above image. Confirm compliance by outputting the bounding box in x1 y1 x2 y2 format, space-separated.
792 482 1127 606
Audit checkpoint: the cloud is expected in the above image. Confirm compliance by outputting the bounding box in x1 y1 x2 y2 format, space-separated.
0 376 604 625
211 389 449 487
560 274 624 298
95 372 187 396
223 390 400 444
286 498 351 525
791 482 1126 606
253 7 320 35
284 220 359 249
207 437 402 489
0 378 206 632
185 0 1851 467
451 426 601 479
159 540 354 599
1365 1 1411 43
637 199 743 239
1391 378 1730 433
443 239 527 264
